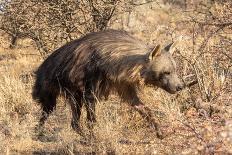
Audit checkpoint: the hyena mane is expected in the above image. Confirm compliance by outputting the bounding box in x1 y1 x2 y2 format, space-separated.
33 29 152 102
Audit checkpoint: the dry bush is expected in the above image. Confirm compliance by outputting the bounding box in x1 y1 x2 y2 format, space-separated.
0 0 159 56
165 1 232 154
0 0 123 56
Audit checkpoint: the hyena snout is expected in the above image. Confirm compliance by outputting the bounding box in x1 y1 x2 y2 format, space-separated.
166 75 184 93
176 82 184 91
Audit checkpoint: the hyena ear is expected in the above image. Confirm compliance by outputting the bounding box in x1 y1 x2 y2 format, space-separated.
148 44 161 60
164 42 178 55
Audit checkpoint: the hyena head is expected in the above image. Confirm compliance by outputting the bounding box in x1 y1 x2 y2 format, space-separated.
142 42 184 94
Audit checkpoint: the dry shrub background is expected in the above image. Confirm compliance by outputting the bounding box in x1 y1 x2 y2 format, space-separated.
0 0 231 154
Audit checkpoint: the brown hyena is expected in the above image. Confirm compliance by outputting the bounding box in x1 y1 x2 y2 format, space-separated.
32 29 184 138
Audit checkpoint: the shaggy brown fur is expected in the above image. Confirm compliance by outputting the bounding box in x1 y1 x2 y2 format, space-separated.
32 29 184 138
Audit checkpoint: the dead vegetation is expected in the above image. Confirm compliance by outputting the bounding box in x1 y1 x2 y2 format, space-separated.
0 0 231 154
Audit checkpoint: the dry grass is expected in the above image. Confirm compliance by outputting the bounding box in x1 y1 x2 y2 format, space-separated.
0 2 232 155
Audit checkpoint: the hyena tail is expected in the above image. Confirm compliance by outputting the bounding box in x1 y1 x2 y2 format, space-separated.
32 73 58 126
32 75 42 102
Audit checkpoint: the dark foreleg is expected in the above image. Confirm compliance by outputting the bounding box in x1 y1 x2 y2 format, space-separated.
84 90 97 129
69 93 83 134
133 104 163 139
117 84 163 139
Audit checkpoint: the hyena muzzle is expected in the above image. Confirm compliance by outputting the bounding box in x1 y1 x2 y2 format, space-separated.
32 29 184 139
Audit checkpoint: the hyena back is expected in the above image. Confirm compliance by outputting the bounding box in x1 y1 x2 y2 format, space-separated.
32 29 184 138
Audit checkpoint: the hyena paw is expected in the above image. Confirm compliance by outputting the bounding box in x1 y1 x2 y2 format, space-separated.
157 124 176 139
71 121 83 135
156 129 164 139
